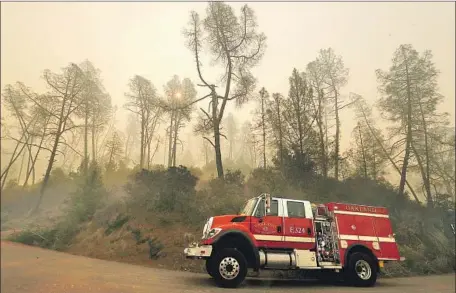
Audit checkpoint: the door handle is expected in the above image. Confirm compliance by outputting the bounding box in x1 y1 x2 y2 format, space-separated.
307 228 312 235
277 226 282 233
259 218 264 223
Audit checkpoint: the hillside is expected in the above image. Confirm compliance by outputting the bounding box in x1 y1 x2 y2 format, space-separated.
4 165 455 278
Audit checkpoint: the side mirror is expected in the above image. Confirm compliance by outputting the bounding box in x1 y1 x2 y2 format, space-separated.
265 194 271 215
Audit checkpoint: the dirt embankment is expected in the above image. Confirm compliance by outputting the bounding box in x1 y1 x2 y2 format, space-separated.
65 219 205 273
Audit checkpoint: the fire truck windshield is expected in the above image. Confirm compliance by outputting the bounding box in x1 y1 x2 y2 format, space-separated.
240 197 258 216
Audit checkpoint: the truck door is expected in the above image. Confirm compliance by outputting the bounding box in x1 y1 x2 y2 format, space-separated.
282 200 315 250
250 197 285 248
353 215 381 258
372 216 400 260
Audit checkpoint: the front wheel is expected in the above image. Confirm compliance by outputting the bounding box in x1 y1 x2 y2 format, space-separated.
205 258 215 278
210 248 248 288
345 252 377 287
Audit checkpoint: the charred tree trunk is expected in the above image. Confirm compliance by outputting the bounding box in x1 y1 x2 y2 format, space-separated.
91 116 96 163
315 89 327 178
23 122 49 187
84 98 89 174
37 132 61 202
398 47 413 197
1 116 36 190
1 137 28 190
296 102 304 157
172 116 180 167
214 123 223 178
145 111 150 169
360 103 420 202
167 115 174 167
34 80 74 213
259 88 267 168
139 111 145 169
25 141 32 185
411 143 433 207
372 149 377 179
334 90 340 180
17 151 26 184
420 100 433 208
273 94 284 170
147 137 151 169
357 123 368 178
212 92 224 178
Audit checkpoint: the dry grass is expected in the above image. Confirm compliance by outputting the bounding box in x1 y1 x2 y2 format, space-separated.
66 215 205 273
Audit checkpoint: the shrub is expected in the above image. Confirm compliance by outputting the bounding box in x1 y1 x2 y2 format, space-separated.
124 225 164 258
105 214 130 235
125 166 198 213
69 164 107 222
5 179 19 190
147 237 164 259
9 163 107 251
224 169 245 187
8 218 80 251
48 167 70 186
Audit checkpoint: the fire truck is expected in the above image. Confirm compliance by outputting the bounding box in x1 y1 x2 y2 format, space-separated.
184 193 404 288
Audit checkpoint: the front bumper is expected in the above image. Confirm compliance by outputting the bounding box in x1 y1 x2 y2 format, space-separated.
183 242 213 259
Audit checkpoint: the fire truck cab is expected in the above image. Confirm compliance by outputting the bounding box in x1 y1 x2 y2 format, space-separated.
184 193 403 288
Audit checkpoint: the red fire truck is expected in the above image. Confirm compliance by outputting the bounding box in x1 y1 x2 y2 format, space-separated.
184 193 404 288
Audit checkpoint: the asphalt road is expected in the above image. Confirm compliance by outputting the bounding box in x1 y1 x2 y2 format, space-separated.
1 241 454 293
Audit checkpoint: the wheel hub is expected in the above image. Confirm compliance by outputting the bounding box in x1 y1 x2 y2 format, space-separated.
219 257 240 280
226 264 234 272
355 259 372 280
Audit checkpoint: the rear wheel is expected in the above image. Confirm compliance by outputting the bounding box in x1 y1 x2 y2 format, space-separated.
210 248 248 288
345 252 377 287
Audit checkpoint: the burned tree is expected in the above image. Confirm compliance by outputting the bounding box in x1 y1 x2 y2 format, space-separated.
306 60 329 178
350 93 420 203
22 93 54 187
104 131 124 173
78 60 112 172
124 75 162 169
266 93 286 170
376 44 444 205
348 121 387 180
161 75 197 167
184 1 266 178
1 84 38 190
254 87 269 168
282 69 317 158
314 48 349 180
24 63 88 211
407 50 447 207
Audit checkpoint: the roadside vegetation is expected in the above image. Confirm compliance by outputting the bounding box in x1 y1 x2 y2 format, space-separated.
1 1 454 280
5 159 455 277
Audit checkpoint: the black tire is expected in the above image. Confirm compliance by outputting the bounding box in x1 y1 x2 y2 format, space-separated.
205 258 215 278
344 252 377 287
210 248 248 288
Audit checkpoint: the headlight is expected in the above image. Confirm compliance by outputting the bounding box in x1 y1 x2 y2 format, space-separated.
202 217 214 239
206 228 222 239
202 223 208 238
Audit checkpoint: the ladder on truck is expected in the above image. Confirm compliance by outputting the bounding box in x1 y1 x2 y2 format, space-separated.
314 205 340 267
